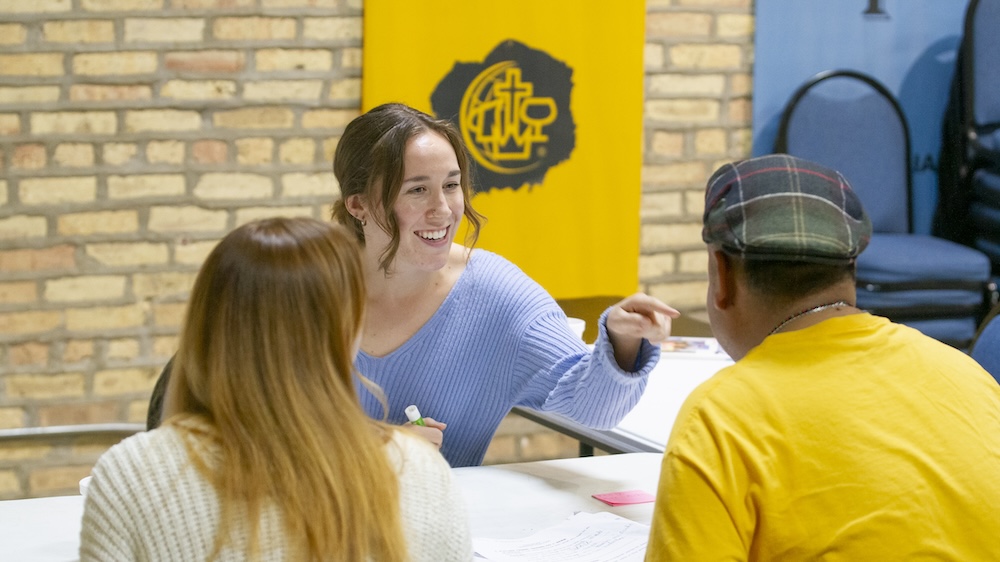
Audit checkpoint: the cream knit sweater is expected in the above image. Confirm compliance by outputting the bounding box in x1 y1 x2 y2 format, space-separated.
79 423 472 561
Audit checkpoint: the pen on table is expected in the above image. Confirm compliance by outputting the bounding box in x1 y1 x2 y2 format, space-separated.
405 404 426 426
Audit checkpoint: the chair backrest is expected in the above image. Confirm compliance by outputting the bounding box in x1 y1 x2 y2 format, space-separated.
146 356 172 430
964 0 1000 132
971 303 1000 385
775 70 913 234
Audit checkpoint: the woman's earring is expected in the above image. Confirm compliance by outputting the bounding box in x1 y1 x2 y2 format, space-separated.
358 216 367 227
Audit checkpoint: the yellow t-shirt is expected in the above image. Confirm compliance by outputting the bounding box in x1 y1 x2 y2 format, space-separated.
646 313 1000 561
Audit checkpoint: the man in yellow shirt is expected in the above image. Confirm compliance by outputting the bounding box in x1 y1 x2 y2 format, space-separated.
646 154 1000 561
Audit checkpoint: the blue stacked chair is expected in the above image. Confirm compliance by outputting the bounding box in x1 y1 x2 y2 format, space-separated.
776 70 993 349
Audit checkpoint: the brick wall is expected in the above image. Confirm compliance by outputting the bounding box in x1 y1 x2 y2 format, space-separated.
0 0 753 498
641 0 755 309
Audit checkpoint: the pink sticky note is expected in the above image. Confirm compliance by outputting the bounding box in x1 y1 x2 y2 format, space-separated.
591 489 657 506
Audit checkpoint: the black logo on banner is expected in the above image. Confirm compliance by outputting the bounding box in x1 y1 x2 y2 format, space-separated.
431 40 576 193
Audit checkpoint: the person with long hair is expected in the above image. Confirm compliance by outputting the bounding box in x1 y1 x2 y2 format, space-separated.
332 103 679 467
144 103 679 467
80 217 471 561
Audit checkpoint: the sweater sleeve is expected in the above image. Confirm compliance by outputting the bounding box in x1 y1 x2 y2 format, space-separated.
79 441 143 561
79 427 222 561
390 432 473 561
513 306 659 429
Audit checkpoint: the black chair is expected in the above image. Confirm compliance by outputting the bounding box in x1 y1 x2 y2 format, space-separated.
960 0 1000 278
146 358 172 430
776 69 993 349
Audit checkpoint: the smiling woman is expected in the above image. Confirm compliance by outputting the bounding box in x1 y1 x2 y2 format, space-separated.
347 130 467 275
327 103 681 467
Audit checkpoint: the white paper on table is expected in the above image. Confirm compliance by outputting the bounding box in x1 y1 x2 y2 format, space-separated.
613 353 733 449
473 511 649 562
660 336 728 356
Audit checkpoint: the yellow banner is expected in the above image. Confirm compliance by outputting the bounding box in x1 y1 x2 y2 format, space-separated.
362 1 644 299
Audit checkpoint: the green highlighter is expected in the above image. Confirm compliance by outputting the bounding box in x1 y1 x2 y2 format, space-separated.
405 404 426 426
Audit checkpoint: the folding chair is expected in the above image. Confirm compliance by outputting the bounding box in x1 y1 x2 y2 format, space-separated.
961 0 1000 278
776 70 993 349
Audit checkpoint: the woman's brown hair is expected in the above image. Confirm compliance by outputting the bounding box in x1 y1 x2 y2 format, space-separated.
164 217 408 561
331 103 485 272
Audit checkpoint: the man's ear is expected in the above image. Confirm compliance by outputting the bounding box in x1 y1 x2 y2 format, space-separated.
709 249 737 311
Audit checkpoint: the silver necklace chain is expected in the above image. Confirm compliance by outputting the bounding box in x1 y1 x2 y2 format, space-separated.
768 300 852 336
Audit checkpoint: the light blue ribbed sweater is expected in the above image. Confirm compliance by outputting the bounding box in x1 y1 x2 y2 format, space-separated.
354 250 660 467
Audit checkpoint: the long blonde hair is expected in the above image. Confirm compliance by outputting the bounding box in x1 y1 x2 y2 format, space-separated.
164 217 408 561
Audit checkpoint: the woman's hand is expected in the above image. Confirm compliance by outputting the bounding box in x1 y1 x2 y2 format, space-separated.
404 417 447 449
606 293 680 370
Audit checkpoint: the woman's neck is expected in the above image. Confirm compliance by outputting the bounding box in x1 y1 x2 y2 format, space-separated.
363 245 464 303
358 244 471 357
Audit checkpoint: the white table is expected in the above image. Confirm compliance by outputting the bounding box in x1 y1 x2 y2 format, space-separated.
0 495 83 562
0 453 663 561
515 347 733 453
454 452 663 539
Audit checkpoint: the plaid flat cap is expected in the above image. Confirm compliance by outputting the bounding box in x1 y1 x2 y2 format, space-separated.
702 154 872 264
